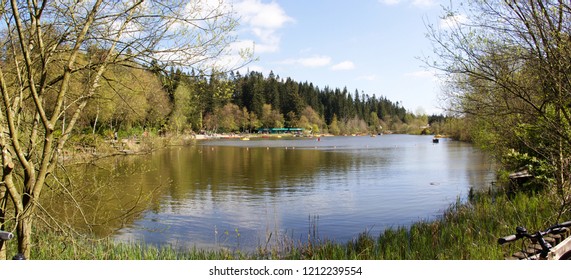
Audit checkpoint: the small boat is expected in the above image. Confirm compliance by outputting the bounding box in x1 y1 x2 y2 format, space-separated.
241 137 250 141
432 138 439 143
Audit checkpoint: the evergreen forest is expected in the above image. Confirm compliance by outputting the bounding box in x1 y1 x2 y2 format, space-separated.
79 65 437 138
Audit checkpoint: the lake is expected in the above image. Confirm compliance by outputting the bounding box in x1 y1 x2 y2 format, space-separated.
70 135 495 252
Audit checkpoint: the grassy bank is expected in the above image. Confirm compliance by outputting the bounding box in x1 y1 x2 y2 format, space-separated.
5 186 568 260
280 188 569 260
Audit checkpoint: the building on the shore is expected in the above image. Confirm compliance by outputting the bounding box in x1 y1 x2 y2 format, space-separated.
257 128 304 135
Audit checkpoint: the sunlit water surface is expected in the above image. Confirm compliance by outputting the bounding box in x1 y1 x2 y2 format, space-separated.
105 135 495 251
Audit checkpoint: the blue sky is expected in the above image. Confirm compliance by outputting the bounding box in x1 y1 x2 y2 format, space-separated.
230 0 455 115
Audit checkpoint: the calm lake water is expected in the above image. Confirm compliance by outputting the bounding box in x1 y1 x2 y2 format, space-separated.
92 135 494 251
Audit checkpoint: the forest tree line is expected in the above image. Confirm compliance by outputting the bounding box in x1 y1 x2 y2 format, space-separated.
77 64 439 138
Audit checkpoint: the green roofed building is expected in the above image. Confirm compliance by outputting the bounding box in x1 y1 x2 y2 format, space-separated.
257 128 304 134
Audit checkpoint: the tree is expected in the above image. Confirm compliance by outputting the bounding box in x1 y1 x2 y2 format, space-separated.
217 103 241 132
239 107 251 132
283 78 304 116
427 1 571 207
369 112 381 134
260 104 284 128
248 111 261 132
0 0 247 259
92 64 168 130
328 114 341 135
266 71 280 110
144 72 173 129
300 106 323 133
169 82 193 134
205 70 235 113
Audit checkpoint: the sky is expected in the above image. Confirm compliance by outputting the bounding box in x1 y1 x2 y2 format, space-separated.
229 0 457 116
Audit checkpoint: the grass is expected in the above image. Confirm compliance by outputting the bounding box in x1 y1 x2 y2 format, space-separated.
27 233 244 260
3 187 570 260
275 188 569 260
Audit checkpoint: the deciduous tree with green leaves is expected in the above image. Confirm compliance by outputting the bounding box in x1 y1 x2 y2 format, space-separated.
427 0 571 212
0 0 247 259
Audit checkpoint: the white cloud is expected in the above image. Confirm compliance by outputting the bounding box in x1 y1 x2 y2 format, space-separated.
281 55 332 68
234 0 294 53
331 61 355 71
439 13 468 29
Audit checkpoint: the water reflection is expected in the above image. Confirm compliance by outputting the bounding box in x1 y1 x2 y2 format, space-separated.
43 135 495 251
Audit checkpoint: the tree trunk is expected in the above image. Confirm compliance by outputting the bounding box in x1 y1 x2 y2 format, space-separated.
92 106 99 135
17 216 32 259
0 242 5 260
0 190 6 260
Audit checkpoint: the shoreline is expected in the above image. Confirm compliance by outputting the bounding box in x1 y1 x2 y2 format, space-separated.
61 132 436 164
61 132 333 163
21 186 569 260
192 132 335 140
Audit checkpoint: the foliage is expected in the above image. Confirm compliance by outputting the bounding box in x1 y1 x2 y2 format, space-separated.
328 114 341 135
169 82 194 134
0 0 247 260
82 64 172 132
155 69 422 135
503 149 555 187
427 0 571 203
261 104 284 128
